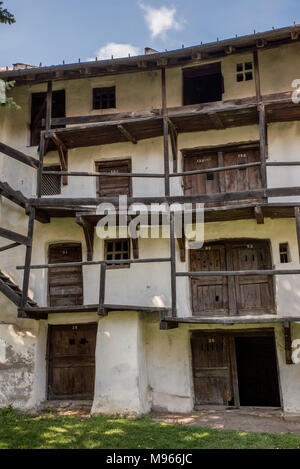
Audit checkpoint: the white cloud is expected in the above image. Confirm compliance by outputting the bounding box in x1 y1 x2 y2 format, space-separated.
139 3 181 38
89 43 141 61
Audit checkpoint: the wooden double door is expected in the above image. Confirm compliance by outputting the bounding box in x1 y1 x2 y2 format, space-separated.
47 323 97 400
190 239 275 316
183 146 262 206
191 331 281 407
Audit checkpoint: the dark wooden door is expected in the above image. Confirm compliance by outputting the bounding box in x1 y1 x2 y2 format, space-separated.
48 244 83 307
48 324 97 400
190 245 229 316
191 334 233 406
235 336 280 406
183 147 262 206
231 241 275 315
190 240 275 316
184 153 220 207
96 159 131 197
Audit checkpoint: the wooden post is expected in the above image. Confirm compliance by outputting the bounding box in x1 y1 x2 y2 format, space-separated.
283 321 293 365
161 68 170 196
253 49 261 102
98 262 106 316
228 336 240 408
170 211 177 318
258 103 267 189
294 207 300 262
45 81 52 131
19 208 35 317
36 132 45 198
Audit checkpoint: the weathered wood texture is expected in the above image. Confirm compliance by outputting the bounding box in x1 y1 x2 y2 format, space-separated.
47 323 97 400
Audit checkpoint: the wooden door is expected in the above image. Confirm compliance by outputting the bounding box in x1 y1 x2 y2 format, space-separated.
191 333 233 406
48 323 97 400
96 159 131 197
183 153 220 207
190 245 229 316
183 147 262 206
231 241 275 314
48 243 83 307
223 149 262 205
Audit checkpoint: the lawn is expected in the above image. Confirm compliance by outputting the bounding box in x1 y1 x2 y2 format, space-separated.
0 407 299 449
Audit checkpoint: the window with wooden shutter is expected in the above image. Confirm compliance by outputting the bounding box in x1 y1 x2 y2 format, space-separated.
48 243 83 306
96 159 131 197
41 165 61 196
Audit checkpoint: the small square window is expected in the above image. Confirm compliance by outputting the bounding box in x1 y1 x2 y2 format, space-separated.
104 239 130 268
236 62 253 82
93 87 116 110
279 243 290 263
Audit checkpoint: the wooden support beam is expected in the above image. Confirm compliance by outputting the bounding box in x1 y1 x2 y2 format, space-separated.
258 103 268 189
98 263 107 316
163 117 170 196
77 217 94 261
168 118 178 173
117 124 137 144
284 321 293 365
0 278 21 307
131 238 139 259
0 181 27 208
36 133 45 198
208 112 225 129
294 206 300 263
160 320 179 330
170 212 177 318
254 206 264 224
51 132 69 185
177 268 300 277
19 208 35 318
253 49 261 102
0 227 29 246
45 81 52 131
0 142 39 169
0 242 20 253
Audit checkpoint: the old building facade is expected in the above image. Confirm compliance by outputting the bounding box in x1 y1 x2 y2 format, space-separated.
0 25 300 414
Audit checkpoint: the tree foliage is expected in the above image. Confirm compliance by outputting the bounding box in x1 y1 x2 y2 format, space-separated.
0 1 15 24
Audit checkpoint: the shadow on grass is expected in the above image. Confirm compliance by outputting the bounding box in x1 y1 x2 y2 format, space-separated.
0 408 299 449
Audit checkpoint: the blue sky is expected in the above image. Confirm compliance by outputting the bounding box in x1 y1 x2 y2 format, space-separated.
1 0 300 68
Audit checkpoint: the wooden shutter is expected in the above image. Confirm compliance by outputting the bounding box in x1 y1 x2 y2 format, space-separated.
191 333 233 406
48 243 83 306
231 241 275 315
96 159 131 197
190 244 229 316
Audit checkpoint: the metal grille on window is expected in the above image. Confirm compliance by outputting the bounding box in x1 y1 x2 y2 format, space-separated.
41 165 61 196
105 239 130 268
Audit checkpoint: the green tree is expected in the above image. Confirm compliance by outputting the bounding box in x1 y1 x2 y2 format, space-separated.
0 2 15 24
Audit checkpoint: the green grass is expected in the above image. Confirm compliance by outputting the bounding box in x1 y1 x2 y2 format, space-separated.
0 407 299 449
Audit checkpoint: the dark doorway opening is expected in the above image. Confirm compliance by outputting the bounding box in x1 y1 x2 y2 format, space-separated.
30 89 65 146
235 336 281 407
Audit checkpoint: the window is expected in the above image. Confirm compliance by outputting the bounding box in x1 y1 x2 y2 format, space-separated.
236 62 253 82
30 90 65 146
279 243 290 263
41 165 61 196
183 62 223 105
93 87 116 110
104 239 130 268
96 159 131 197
